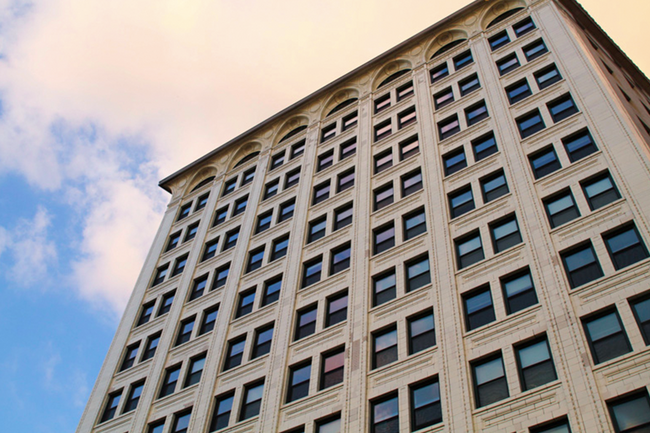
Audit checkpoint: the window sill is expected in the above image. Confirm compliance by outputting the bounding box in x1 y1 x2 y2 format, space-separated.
548 197 624 235
471 380 561 416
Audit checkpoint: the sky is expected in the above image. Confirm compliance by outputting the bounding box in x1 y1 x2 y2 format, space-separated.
0 0 647 431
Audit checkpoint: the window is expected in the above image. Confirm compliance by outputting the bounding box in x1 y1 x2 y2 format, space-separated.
399 135 420 160
371 394 399 433
184 354 206 388
269 234 289 262
340 137 357 160
233 195 248 216
515 337 556 391
548 93 578 123
175 316 195 346
373 269 396 307
481 170 509 202
490 215 522 253
178 203 192 221
202 239 219 262
524 39 548 61
159 364 181 398
262 275 282 306
631 294 650 345
438 114 460 140
252 324 274 358
430 63 449 83
334 203 353 230
410 379 442 430
581 172 620 210
295 305 317 340
472 354 508 408
308 216 327 243
453 50 473 70
604 223 649 270
497 53 520 75
255 211 272 234
489 30 510 51
240 381 264 421
534 63 562 90
517 109 545 138
213 206 228 227
373 223 395 255
142 332 160 361
224 228 239 250
246 247 264 273
224 337 246 370
278 198 296 222
138 301 156 326
151 265 168 287
100 390 122 423
184 222 199 242
213 263 230 290
374 149 393 174
120 343 139 371
459 73 481 96
505 79 532 104
449 186 475 218
405 255 431 292
320 347 345 389
313 181 331 205
434 87 454 109
171 409 191 433
583 308 631 364
502 268 538 314
529 146 561 179
375 94 391 113
529 418 572 433
513 16 536 37
199 305 219 335
166 231 181 252
210 393 234 431
408 311 435 354
321 123 336 143
342 111 358 130
465 100 489 126
336 168 355 192
456 231 484 269
241 167 255 186
326 292 348 327
561 242 603 288
222 178 237 196
607 390 650 432
318 150 334 172
171 255 187 276
287 361 311 402
397 81 414 100
236 289 256 318
157 290 175 316
403 207 426 240
374 119 392 141
398 107 417 129
464 286 495 331
402 169 423 197
285 167 301 188
148 419 165 433
302 257 323 288
189 275 208 302
264 179 279 199
270 152 285 170
330 243 351 275
472 131 498 161
544 190 580 228
443 147 467 175
373 326 398 369
316 415 341 433
562 128 597 162
290 140 305 159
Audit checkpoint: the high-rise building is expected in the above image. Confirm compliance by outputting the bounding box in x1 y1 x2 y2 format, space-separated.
78 0 650 432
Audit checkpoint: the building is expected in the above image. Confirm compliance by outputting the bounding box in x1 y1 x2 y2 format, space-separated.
77 0 650 432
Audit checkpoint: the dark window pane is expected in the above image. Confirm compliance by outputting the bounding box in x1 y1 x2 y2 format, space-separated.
373 269 397 307
581 172 620 210
240 382 264 421
318 150 334 172
184 355 206 388
287 362 311 402
403 208 427 240
473 356 508 408
411 380 442 430
321 348 345 390
464 287 495 331
374 184 394 211
529 146 561 179
459 73 481 96
465 100 489 126
604 224 649 270
340 138 357 160
453 50 473 70
224 337 245 371
430 63 449 83
330 244 351 275
402 170 423 197
490 216 522 253
262 275 282 306
544 190 580 228
399 135 420 160
374 119 392 141
501 270 538 314
631 295 650 345
438 115 460 140
159 365 181 398
481 170 509 203
443 147 467 176
252 325 274 358
562 128 597 162
523 38 548 61
534 63 562 90
295 306 317 340
456 232 484 269
489 30 510 51
608 391 650 433
506 79 532 104
449 186 475 218
373 328 398 369
210 393 234 431
548 93 578 123
406 256 431 292
236 290 256 318
374 150 393 174
373 223 395 255
408 312 435 354
434 87 454 109
398 107 417 129
472 132 498 161
497 53 520 75
517 109 545 138
561 243 603 288
583 309 631 364
308 217 327 243
516 339 556 391
334 203 353 230
513 17 536 37
326 293 348 327
371 394 399 433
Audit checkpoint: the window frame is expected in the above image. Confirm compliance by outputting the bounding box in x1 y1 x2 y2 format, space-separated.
582 308 631 364
560 241 604 289
471 353 509 408
529 145 561 179
373 222 396 255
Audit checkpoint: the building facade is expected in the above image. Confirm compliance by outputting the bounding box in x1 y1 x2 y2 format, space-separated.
77 0 650 432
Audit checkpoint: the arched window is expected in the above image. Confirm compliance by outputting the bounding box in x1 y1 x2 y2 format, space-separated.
191 176 215 192
234 152 260 168
487 8 524 28
430 39 467 59
279 125 307 143
327 98 358 117
378 69 411 89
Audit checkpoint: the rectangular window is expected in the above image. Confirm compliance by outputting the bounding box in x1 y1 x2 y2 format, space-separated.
233 195 248 216
603 223 649 270
583 308 631 364
449 186 475 218
142 332 160 361
529 146 561 179
513 16 536 37
607 391 650 433
295 305 317 340
534 63 562 90
336 168 355 192
222 178 237 197
403 207 426 240
408 310 435 354
175 316 195 346
430 63 449 83
465 100 489 126
262 275 282 306
320 347 345 390
157 290 175 317
453 50 473 70
373 268 396 307
472 131 498 161
631 293 650 345
562 128 597 162
210 392 234 431
285 167 301 188
517 109 545 138
321 123 336 143
581 172 620 210
252 324 274 358
302 257 323 288
166 231 181 252
501 268 538 314
371 393 399 433
402 169 423 196
246 247 264 273
505 79 532 104
202 238 219 261
184 222 199 242
100 390 122 423
438 114 461 140
523 38 548 62
308 216 327 243
373 223 395 255
497 53 520 75
334 203 353 230
213 263 230 290
271 234 289 261
515 337 556 391
264 179 279 200
544 189 580 228
548 93 578 123
159 365 181 398
397 81 414 101
279 198 296 222
255 211 272 234
399 135 420 160
340 137 357 160
287 361 311 403
398 107 417 129
489 30 510 51
138 301 156 326
171 409 191 433
529 417 571 433
213 206 228 227
199 305 219 335
224 337 245 371
434 87 454 109
472 354 508 408
375 94 391 114
561 242 604 288
178 203 192 221
241 167 255 186
318 150 334 172
410 379 442 430
374 149 393 174
189 275 208 302
120 343 140 371
270 152 285 170
290 140 305 159
342 111 358 130
373 326 398 369
184 354 206 388
458 73 481 96
374 183 394 211
490 214 522 253
236 289 255 318
480 170 509 202
316 415 341 433
374 119 392 142
326 292 348 327
313 181 331 205
240 381 264 421
456 231 484 269
443 147 467 175
464 285 495 331
148 420 165 433
330 243 351 275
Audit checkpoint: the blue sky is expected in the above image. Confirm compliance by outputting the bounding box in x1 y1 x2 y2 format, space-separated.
0 0 647 431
